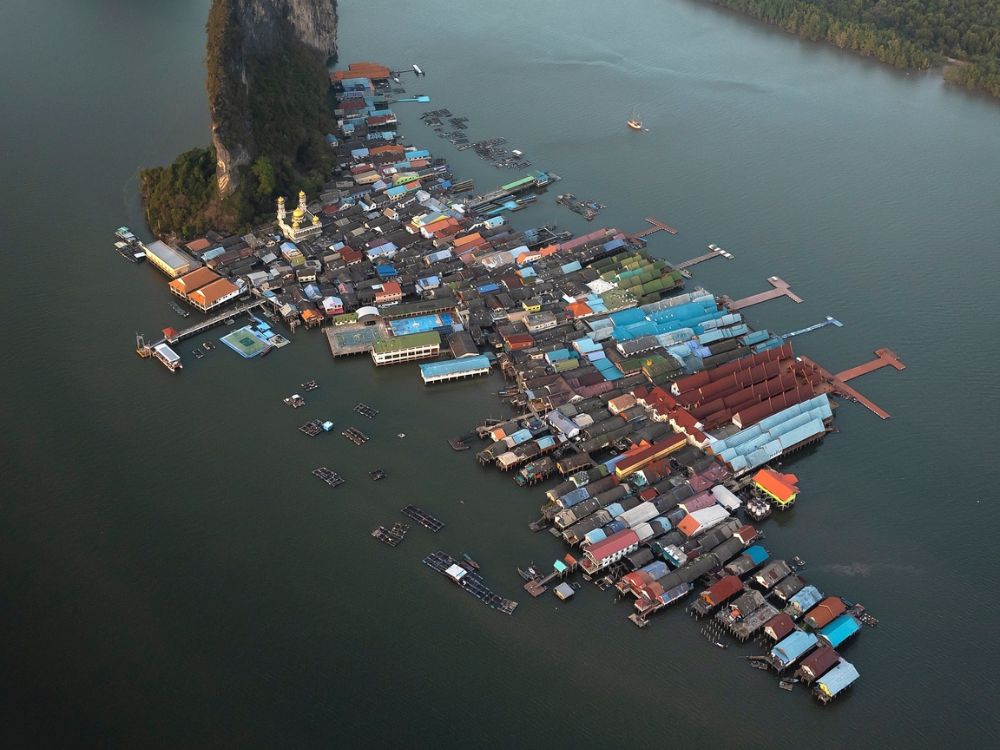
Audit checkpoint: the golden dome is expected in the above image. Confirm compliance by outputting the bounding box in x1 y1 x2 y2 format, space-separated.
277 196 285 204
292 206 305 218
312 215 321 225
298 190 307 200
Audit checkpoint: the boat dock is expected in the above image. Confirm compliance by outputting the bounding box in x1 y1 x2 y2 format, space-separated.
629 216 678 241
797 350 904 419
671 245 735 278
158 299 267 346
836 347 905 381
723 276 803 311
401 504 445 532
422 551 518 614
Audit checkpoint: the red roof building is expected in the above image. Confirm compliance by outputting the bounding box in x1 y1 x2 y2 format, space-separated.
582 529 639 574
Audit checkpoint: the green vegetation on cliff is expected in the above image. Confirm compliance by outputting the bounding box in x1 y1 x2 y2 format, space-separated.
139 147 219 237
705 0 1000 98
141 0 336 238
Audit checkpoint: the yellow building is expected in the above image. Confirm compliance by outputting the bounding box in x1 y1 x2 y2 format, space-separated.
277 191 323 243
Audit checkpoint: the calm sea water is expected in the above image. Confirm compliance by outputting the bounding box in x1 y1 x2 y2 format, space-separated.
2 0 998 746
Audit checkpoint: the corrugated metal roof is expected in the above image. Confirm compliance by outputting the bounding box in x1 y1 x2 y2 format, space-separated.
419 355 491 378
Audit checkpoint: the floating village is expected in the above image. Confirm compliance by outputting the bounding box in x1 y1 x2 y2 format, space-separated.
122 60 904 706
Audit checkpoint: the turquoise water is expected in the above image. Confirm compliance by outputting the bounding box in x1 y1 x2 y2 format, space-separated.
1 0 998 746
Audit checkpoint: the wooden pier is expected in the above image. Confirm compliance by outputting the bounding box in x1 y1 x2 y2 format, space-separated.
673 244 736 276
629 216 678 240
723 277 803 311
796 349 905 420
146 298 268 349
836 348 905 381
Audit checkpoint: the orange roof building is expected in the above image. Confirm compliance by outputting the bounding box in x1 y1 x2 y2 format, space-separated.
753 468 800 508
168 267 221 299
185 238 212 255
676 514 701 538
332 62 392 82
188 278 240 313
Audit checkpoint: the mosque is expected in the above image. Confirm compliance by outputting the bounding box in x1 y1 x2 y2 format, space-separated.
276 190 322 242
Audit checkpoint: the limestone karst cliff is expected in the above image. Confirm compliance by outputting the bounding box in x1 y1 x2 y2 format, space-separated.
140 0 337 236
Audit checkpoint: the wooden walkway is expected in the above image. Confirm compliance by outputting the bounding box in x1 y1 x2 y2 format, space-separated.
796 350 904 420
630 216 678 239
724 277 803 311
836 348 905 381
158 299 267 345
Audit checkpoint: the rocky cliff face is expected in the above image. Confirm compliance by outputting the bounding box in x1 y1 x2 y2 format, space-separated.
207 0 338 197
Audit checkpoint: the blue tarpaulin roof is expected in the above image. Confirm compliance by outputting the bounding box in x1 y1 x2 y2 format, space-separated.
419 355 491 378
819 615 861 648
770 631 818 667
816 660 859 696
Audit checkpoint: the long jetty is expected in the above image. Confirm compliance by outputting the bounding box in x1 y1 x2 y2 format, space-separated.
723 276 803 311
798 349 904 419
629 216 678 241
158 299 267 345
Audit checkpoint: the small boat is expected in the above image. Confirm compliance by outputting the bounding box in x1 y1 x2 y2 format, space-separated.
517 564 539 581
627 105 645 131
397 432 406 438
202 341 215 352
413 64 424 76
462 553 481 570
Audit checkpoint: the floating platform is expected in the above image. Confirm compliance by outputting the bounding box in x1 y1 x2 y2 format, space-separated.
312 467 345 488
301 379 320 392
354 403 379 419
342 427 370 445
369 468 387 481
401 504 445 532
299 419 334 437
556 193 605 221
284 394 305 408
372 522 409 547
422 551 518 614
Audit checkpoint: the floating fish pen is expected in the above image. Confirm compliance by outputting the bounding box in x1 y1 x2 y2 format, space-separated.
301 379 320 392
354 403 379 419
401 504 445 532
312 467 345 488
283 394 305 408
372 522 409 547
556 193 606 221
422 551 518 614
369 468 387 481
299 419 334 437
342 427 370 445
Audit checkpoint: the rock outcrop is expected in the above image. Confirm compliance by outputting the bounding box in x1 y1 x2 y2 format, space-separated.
207 0 338 197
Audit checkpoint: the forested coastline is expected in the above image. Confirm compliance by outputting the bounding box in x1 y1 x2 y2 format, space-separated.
702 0 1000 100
